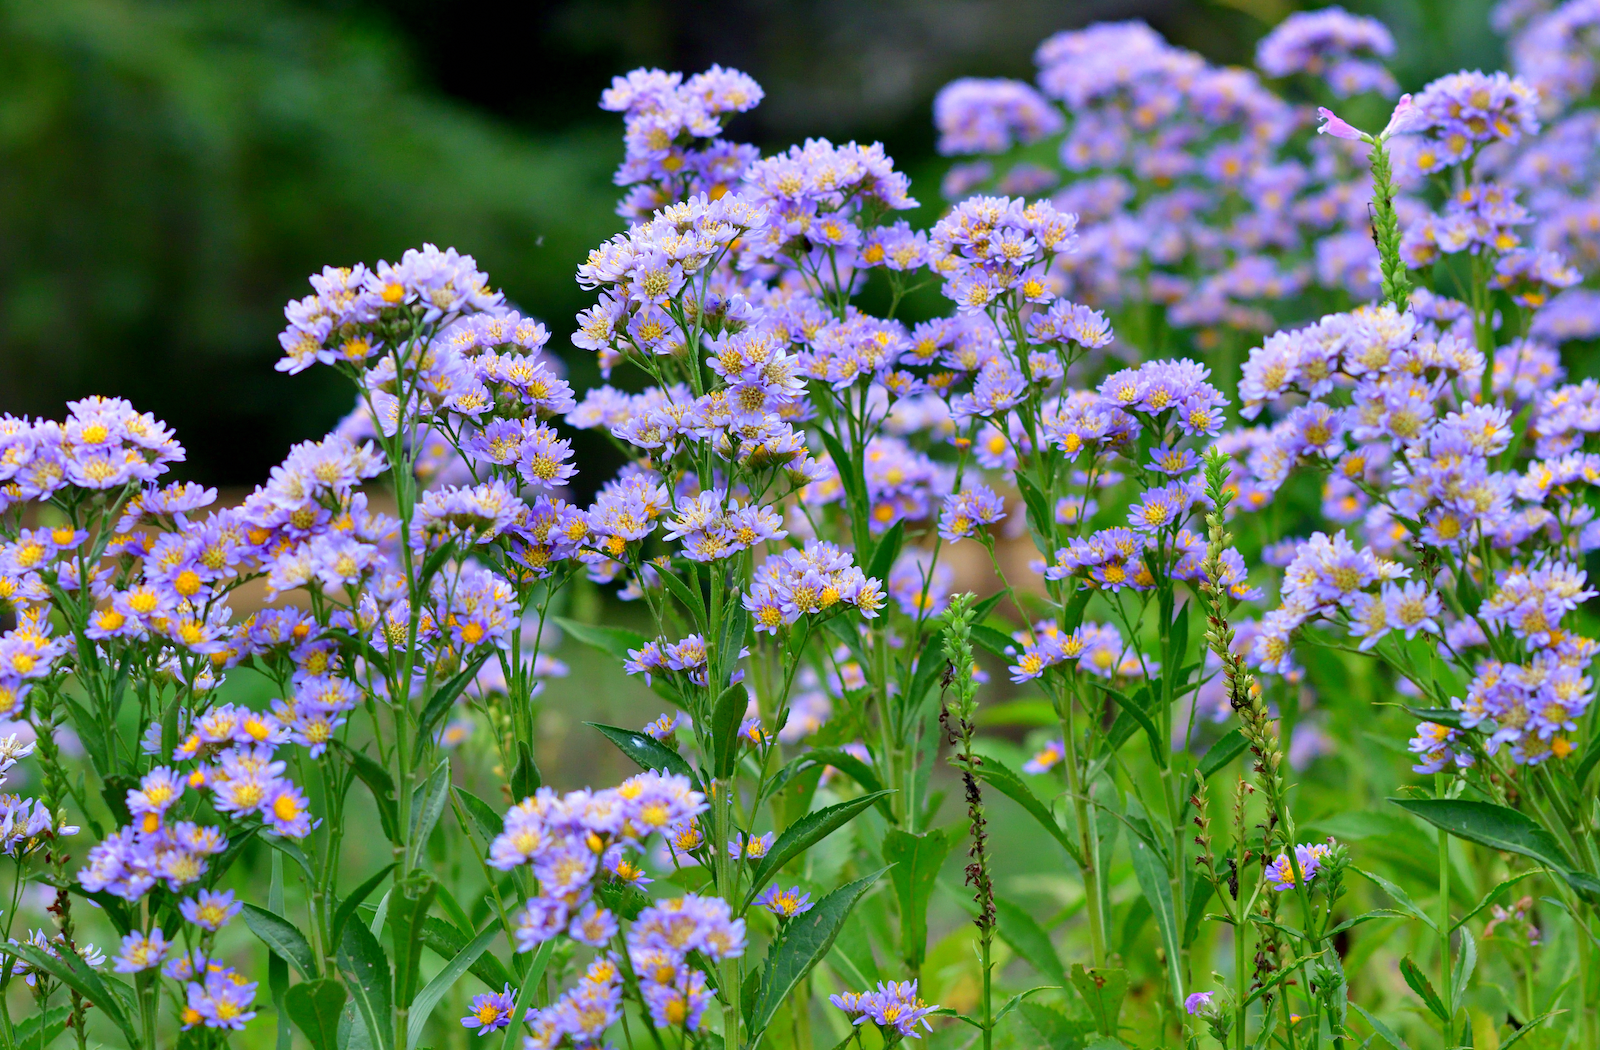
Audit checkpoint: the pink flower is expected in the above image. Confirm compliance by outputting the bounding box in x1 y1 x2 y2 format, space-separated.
1315 107 1366 141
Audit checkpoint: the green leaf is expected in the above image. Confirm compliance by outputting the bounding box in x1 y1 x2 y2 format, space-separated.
261 835 316 883
8 943 140 1048
413 652 493 755
1576 733 1600 789
970 623 1016 660
1399 705 1464 729
1454 868 1547 931
1450 925 1475 1014
388 871 440 1010
1068 964 1128 1038
586 722 698 785
659 564 708 630
1353 866 1438 932
268 852 292 1050
554 616 648 661
745 791 892 905
1098 683 1165 766
1014 471 1055 554
1242 952 1320 1007
337 915 394 1050
407 923 499 1049
883 828 955 973
994 897 1067 988
972 758 1085 868
454 786 507 842
422 916 515 989
1198 729 1247 779
761 749 892 821
242 903 317 980
407 758 452 870
336 743 400 844
1183 872 1214 948
501 940 556 1050
710 683 748 779
866 520 904 585
1500 1008 1567 1049
1127 834 1183 1005
286 978 348 1050
905 627 948 714
716 581 750 688
12 1006 68 1049
1350 1002 1410 1050
1388 797 1583 889
1399 954 1449 1021
510 741 542 799
332 864 398 951
749 868 888 1042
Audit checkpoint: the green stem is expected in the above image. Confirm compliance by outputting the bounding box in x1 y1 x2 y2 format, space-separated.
1436 772 1452 1048
1060 682 1108 970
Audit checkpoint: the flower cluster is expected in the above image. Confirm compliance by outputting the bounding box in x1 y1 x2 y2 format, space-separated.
830 980 940 1040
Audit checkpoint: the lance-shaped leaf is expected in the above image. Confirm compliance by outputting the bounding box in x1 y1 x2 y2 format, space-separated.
1098 683 1164 766
1400 954 1449 1022
413 652 492 755
407 923 499 1049
1353 866 1438 932
242 904 317 980
501 940 556 1050
286 978 347 1050
1576 733 1600 789
749 868 888 1043
995 898 1067 988
8 942 141 1047
337 911 393 1049
1197 729 1247 779
331 864 398 950
422 916 515 989
1128 835 1183 1006
883 829 955 973
1388 797 1590 892
388 871 440 1010
510 742 542 799
761 749 891 820
972 758 1085 868
710 683 747 779
454 787 506 843
336 743 400 844
407 758 452 870
1351 1002 1410 1050
586 722 698 785
659 564 707 630
745 792 892 905
553 616 647 661
866 520 904 584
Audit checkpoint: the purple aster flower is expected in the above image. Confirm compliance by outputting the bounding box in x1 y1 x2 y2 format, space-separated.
179 889 241 932
1266 842 1332 891
462 984 518 1036
754 885 815 918
113 928 170 973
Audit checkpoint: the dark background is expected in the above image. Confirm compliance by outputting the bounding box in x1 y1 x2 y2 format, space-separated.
0 0 1498 488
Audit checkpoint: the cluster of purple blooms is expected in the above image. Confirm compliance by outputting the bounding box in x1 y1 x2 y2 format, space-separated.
1255 6 1398 97
830 980 940 1040
742 540 885 634
487 771 712 952
601 66 765 220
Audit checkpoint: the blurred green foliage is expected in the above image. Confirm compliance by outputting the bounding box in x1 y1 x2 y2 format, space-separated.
0 0 1501 489
0 0 623 483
